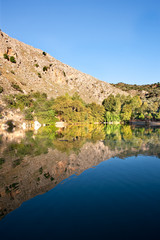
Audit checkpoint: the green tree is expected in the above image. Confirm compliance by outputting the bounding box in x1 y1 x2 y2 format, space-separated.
138 113 145 120
102 94 116 112
88 103 105 122
121 104 132 121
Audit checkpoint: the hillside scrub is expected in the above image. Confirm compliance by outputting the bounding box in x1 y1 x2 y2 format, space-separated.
4 92 57 123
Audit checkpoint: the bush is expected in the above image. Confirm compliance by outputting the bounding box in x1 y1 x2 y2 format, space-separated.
4 95 16 107
11 70 15 74
138 113 145 120
35 64 39 67
3 53 9 60
10 56 16 63
0 85 3 93
11 83 23 92
42 93 47 99
0 158 5 165
43 66 48 71
6 120 15 130
38 72 42 78
25 112 33 120
42 51 46 56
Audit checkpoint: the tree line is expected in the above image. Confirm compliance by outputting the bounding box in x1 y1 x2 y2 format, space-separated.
4 91 160 124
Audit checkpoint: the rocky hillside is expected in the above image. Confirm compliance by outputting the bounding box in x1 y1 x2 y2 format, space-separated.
0 31 127 104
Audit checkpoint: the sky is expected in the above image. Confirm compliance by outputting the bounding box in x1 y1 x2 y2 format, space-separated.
0 0 160 85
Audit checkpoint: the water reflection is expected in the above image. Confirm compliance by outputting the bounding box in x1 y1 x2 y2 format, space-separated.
0 124 160 219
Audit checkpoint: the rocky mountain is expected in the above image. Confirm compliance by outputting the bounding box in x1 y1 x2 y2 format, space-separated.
0 31 127 104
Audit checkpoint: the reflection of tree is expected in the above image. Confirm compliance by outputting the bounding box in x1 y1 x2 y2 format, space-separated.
2 124 160 161
1 125 106 158
3 126 57 159
104 125 160 158
53 125 105 154
1 124 160 219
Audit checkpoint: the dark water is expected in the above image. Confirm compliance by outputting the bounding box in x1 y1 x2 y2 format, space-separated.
0 125 160 239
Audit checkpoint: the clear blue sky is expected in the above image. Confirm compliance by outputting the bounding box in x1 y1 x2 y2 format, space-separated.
0 0 160 85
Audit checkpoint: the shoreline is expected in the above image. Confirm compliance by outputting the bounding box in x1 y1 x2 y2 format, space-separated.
129 120 160 127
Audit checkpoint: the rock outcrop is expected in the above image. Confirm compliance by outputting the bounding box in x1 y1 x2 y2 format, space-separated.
0 31 127 104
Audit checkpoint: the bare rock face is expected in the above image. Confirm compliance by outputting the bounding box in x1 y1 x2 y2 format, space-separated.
0 31 127 104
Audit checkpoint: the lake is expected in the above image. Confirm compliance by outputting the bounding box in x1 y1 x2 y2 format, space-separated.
0 125 160 239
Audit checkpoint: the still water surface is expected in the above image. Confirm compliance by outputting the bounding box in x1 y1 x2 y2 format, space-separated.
0 125 160 239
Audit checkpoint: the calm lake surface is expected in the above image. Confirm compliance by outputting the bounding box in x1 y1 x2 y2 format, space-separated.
0 125 160 239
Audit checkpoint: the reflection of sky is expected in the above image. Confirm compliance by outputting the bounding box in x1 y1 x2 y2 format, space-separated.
1 0 160 85
1 155 160 239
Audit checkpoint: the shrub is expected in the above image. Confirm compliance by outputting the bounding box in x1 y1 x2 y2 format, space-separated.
44 172 50 178
12 158 22 168
0 158 5 165
35 64 39 67
42 93 47 99
0 86 3 93
6 120 15 130
43 66 48 71
3 53 9 60
25 112 33 120
63 71 66 77
4 95 16 107
10 56 16 63
39 167 43 174
42 51 46 56
38 72 42 78
138 113 145 120
11 83 23 92
11 70 15 74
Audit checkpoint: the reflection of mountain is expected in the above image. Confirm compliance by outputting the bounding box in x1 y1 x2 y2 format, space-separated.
0 141 120 220
0 125 160 219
